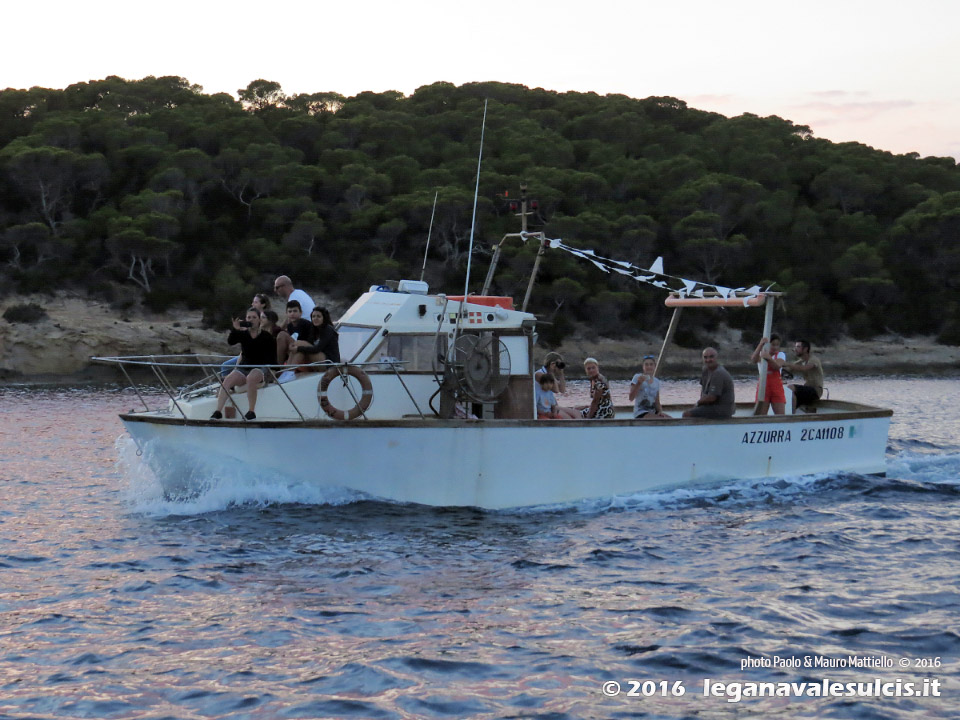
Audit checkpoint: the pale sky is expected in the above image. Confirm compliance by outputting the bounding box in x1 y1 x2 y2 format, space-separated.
4 0 958 159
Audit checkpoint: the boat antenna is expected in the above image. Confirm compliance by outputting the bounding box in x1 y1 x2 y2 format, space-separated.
462 99 488 300
419 190 439 283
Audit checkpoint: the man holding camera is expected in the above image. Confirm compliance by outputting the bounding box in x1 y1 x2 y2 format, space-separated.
535 352 578 419
210 307 277 421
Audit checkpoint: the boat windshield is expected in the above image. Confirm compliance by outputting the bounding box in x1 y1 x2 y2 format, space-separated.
337 324 379 362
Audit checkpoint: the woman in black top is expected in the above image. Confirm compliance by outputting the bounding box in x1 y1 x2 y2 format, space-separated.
291 306 340 365
211 308 277 420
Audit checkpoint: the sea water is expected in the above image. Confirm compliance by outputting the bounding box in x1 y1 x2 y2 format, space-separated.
0 377 958 719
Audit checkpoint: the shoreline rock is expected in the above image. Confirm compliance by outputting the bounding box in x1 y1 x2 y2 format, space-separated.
2 293 959 384
551 333 960 379
0 294 223 382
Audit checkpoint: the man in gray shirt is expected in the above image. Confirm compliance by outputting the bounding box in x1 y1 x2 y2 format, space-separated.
682 347 736 418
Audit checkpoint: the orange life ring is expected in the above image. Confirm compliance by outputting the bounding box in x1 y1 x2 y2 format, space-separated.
318 366 373 420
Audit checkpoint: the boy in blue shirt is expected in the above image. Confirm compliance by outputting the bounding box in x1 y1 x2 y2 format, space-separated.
535 373 560 419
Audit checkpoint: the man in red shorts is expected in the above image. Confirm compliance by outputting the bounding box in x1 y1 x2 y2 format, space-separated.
751 334 786 415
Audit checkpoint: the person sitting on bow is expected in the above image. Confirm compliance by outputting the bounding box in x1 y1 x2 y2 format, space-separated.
275 300 314 365
211 307 277 421
289 306 340 366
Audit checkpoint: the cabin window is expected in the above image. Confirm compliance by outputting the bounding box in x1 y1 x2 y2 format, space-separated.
371 334 438 371
337 324 379 362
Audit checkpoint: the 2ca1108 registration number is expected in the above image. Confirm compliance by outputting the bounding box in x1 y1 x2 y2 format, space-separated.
800 426 845 441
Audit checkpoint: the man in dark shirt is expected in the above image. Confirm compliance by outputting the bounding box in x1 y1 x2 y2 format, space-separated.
277 300 314 365
211 308 277 421
682 346 736 418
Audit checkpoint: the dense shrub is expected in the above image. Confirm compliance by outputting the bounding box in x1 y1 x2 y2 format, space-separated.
2 302 48 323
936 320 960 346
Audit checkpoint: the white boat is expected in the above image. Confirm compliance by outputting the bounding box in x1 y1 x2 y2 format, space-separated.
97 275 892 509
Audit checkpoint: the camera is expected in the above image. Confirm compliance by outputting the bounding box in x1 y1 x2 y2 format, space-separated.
238 320 253 328
556 361 565 370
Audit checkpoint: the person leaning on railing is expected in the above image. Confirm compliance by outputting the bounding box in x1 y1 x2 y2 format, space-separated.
210 308 278 421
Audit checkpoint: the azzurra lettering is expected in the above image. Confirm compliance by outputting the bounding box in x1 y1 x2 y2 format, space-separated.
741 430 792 444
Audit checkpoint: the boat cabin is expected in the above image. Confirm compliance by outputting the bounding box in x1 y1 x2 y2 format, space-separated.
137 280 540 422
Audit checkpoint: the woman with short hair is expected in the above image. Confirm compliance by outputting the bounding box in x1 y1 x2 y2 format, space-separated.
579 357 615 419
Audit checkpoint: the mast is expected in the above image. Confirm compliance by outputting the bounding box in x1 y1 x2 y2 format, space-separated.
754 297 776 414
461 99 487 301
419 190 439 283
518 184 546 313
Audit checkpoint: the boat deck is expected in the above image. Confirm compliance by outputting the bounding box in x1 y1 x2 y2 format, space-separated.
123 399 891 427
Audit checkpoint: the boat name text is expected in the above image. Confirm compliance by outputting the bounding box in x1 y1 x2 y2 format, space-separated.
742 426 846 444
741 430 791 444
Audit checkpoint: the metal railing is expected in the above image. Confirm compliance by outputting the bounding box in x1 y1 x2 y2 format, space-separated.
91 354 425 422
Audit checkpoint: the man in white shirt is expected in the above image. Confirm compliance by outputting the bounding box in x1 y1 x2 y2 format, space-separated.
273 275 315 318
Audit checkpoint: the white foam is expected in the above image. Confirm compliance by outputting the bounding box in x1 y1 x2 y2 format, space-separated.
507 471 836 515
115 435 365 516
886 449 960 485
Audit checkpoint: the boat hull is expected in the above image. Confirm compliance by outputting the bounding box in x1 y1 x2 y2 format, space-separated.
122 406 892 509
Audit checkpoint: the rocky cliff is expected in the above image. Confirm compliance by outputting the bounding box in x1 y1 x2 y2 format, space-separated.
0 295 222 380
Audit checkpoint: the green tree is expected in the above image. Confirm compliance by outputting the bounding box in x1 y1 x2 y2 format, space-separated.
887 191 960 333
1 222 55 268
104 227 176 292
281 211 325 256
810 165 882 214
0 144 107 232
238 80 286 112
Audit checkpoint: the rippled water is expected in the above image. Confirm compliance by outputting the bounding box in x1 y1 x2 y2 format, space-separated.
1 377 958 719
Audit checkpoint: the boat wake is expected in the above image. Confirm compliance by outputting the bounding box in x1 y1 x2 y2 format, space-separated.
885 448 960 486
560 448 960 514
115 436 366 516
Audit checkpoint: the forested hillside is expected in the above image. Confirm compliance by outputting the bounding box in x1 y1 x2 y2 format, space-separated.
1 76 958 344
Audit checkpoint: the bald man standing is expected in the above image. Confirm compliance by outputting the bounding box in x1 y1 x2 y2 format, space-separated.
273 275 315 318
